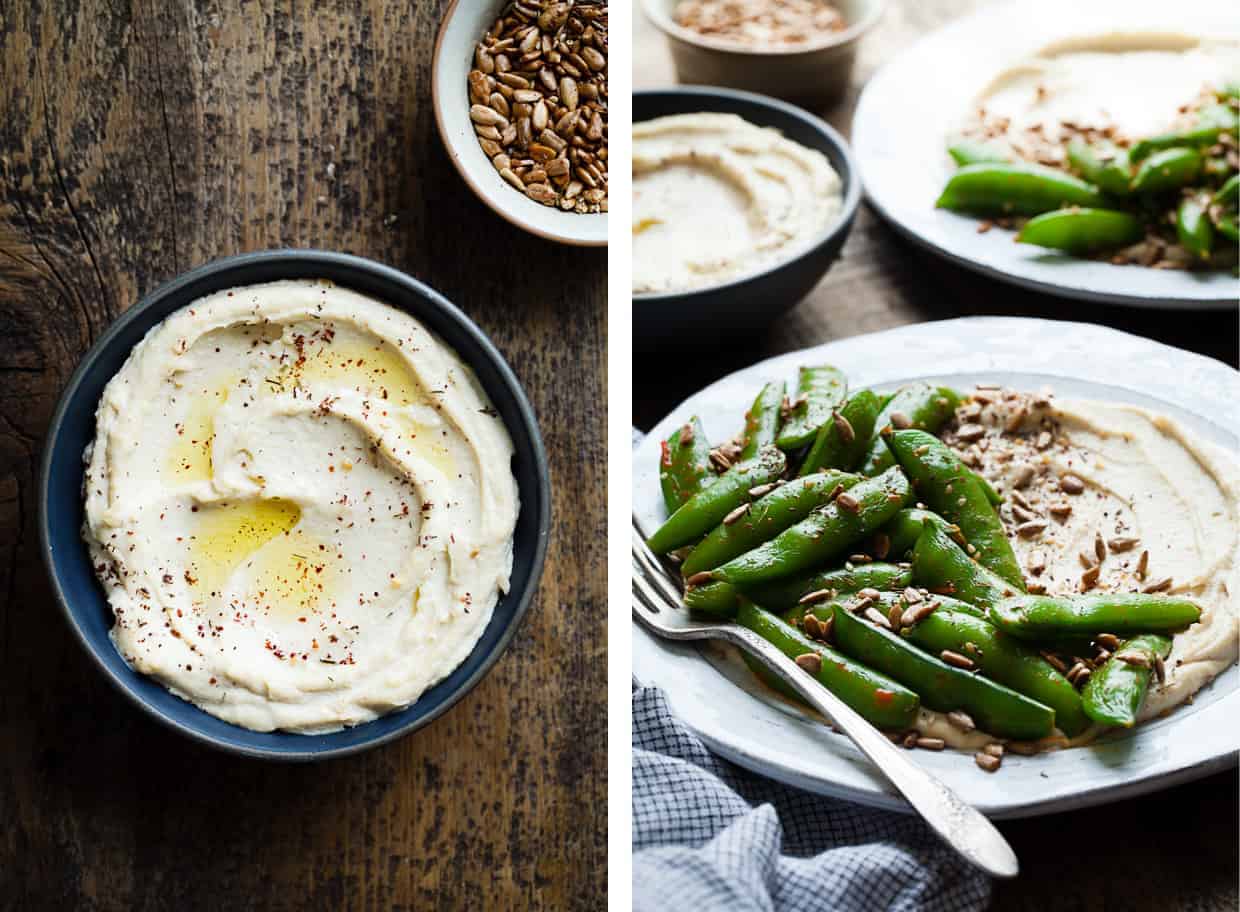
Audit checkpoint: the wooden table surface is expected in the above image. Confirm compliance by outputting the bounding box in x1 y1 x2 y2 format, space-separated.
0 2 605 909
635 2 1238 910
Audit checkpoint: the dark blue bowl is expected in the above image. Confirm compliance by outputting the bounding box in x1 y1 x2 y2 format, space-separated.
38 251 551 760
634 86 862 347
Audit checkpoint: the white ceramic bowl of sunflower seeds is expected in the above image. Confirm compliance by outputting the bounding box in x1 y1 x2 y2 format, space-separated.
434 0 608 246
641 0 886 108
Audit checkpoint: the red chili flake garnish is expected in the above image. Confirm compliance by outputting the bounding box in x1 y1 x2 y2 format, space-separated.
874 689 895 706
660 440 672 468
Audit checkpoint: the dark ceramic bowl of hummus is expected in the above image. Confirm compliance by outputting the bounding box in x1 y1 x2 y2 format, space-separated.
633 86 862 348
39 250 551 760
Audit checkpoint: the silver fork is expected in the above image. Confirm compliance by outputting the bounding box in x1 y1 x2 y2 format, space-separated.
631 523 1019 879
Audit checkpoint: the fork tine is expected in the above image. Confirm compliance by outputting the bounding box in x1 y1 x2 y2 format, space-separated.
631 523 686 608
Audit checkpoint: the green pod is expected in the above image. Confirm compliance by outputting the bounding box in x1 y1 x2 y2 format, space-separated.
1222 80 1240 100
739 381 786 460
799 389 882 476
736 602 920 729
859 383 962 476
648 446 787 554
789 591 984 627
660 417 715 514
1066 138 1133 196
973 471 1003 507
831 605 1056 740
887 429 1025 590
1217 213 1240 243
776 366 848 450
683 580 744 619
1176 194 1215 260
905 608 1090 736
936 163 1107 216
989 594 1202 641
881 508 959 561
912 523 1021 610
1130 147 1202 194
747 562 914 615
1213 174 1240 207
1129 103 1239 161
715 467 912 586
1081 634 1171 728
948 140 1010 167
681 471 860 576
1016 208 1144 254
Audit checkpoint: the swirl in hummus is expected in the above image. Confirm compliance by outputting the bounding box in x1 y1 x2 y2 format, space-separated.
632 113 843 294
83 280 519 733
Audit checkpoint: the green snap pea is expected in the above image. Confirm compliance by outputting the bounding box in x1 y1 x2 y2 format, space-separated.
799 389 882 476
1130 147 1202 194
749 562 914 615
660 417 714 514
776 366 848 450
936 163 1107 216
859 384 962 476
715 467 912 586
973 471 1003 507
989 594 1202 640
880 508 958 562
737 602 920 729
683 580 744 619
681 471 860 576
1176 194 1215 260
648 446 786 554
1217 213 1240 243
1222 80 1240 101
831 605 1055 740
912 523 1021 610
1016 208 1144 254
739 381 786 460
887 429 1025 590
1129 103 1239 161
948 140 1010 167
1066 138 1132 196
904 608 1090 736
789 591 984 627
1213 174 1240 207
1080 634 1172 728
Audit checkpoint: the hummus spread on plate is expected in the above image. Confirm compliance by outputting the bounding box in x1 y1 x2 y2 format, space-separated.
83 280 519 733
632 113 843 294
963 34 1240 159
923 388 1240 750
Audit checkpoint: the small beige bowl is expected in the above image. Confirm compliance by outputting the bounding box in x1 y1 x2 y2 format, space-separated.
433 0 607 246
641 0 887 107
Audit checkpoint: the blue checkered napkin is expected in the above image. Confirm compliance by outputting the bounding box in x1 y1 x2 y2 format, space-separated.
632 686 992 912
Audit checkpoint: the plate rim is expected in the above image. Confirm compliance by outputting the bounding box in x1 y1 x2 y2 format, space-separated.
632 315 1240 817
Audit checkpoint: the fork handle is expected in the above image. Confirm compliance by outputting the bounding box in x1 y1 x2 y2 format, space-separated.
722 625 1019 879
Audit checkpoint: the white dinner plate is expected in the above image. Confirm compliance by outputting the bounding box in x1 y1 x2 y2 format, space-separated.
632 317 1239 818
851 0 1239 310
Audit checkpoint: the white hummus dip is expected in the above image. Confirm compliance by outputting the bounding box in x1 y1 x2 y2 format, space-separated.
963 34 1240 154
927 389 1240 750
83 279 520 733
633 113 842 294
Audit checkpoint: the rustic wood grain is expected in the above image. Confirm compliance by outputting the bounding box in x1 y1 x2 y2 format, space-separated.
635 4 1239 911
0 2 605 909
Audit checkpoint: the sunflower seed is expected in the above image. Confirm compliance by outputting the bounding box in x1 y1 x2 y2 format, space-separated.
946 710 975 732
1108 536 1139 553
1059 474 1085 494
1136 549 1149 579
975 752 1002 772
802 614 823 639
832 409 855 443
1095 531 1107 562
956 423 986 441
836 492 861 514
916 737 946 751
795 653 822 675
941 650 975 670
722 503 750 525
1115 650 1150 668
1016 520 1047 539
1141 576 1172 593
